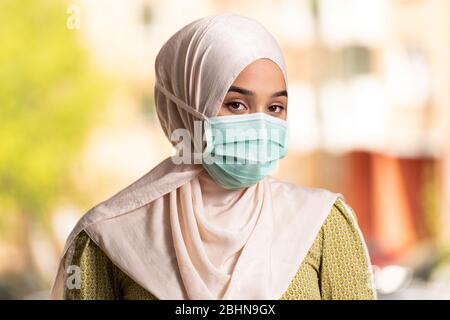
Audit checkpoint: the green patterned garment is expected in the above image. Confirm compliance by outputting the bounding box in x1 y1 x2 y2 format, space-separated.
63 197 377 300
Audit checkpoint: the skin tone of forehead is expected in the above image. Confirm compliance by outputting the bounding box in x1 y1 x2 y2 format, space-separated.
218 58 288 120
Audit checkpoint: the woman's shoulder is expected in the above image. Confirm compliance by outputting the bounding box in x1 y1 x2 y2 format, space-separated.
326 197 358 224
64 229 106 269
71 229 91 247
322 196 362 237
307 197 359 250
63 228 119 277
300 196 364 259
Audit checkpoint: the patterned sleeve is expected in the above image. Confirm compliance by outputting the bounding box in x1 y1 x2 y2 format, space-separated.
319 197 378 300
63 230 121 300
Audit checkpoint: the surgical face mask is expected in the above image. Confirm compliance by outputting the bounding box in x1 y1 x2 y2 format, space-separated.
202 112 289 189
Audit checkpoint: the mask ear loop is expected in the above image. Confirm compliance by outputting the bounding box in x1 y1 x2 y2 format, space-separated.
155 81 212 164
155 81 207 121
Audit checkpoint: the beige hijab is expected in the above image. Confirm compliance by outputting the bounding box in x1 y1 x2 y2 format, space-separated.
50 13 340 300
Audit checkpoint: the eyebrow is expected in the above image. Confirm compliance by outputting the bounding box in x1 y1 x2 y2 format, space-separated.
228 85 288 98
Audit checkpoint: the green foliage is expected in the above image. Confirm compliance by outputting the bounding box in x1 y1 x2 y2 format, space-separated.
0 0 108 229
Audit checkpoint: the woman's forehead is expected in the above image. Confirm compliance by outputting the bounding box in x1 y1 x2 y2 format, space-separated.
229 59 287 94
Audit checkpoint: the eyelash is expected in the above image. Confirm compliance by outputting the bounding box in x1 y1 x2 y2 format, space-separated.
226 102 285 113
268 105 285 113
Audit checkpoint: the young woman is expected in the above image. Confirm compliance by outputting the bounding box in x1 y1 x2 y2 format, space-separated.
51 13 377 300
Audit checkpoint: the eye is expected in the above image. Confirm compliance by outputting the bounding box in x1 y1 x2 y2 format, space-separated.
226 101 247 113
268 105 285 113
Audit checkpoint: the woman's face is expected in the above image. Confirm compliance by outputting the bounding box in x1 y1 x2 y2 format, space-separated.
218 58 288 120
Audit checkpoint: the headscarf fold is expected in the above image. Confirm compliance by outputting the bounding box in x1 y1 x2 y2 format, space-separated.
50 12 340 300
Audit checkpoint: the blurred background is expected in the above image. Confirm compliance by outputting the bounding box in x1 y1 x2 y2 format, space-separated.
1 0 450 299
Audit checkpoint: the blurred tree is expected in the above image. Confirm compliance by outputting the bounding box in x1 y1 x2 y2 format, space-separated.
0 0 108 279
